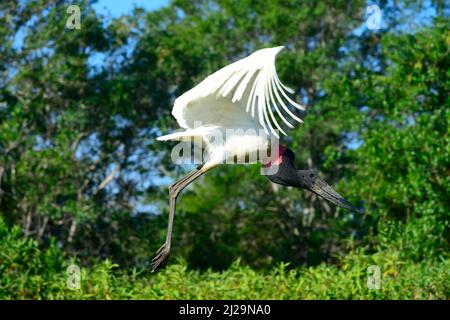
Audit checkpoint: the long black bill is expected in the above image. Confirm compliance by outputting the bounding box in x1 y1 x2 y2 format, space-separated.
307 175 363 214
264 147 363 214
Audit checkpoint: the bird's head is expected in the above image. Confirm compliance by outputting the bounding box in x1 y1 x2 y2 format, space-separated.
263 145 363 214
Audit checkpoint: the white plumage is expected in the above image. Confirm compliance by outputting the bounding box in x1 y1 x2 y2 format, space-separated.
157 45 305 165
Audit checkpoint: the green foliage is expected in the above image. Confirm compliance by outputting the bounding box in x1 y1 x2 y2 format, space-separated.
333 19 450 262
0 218 448 299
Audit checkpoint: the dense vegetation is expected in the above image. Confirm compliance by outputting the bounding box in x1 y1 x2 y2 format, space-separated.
0 0 448 299
1 217 448 299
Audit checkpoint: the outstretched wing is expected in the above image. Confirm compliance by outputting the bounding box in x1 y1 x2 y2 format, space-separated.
172 46 305 138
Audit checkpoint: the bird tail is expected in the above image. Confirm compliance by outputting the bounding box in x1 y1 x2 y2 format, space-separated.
156 126 219 142
156 131 192 141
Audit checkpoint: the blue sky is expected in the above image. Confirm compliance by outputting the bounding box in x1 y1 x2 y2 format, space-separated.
13 0 169 49
93 0 169 17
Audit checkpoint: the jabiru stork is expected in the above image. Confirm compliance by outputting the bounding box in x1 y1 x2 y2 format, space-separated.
152 46 362 271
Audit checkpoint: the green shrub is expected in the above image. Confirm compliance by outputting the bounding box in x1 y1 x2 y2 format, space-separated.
0 218 448 299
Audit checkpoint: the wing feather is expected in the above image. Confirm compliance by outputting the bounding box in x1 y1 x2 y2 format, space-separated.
270 75 304 124
268 73 295 129
171 46 305 135
264 74 287 136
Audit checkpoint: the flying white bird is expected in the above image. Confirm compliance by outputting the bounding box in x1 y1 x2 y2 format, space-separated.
152 46 362 271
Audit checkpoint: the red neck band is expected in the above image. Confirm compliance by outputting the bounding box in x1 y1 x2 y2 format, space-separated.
263 145 287 168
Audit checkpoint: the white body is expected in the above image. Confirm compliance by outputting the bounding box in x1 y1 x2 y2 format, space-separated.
157 46 304 166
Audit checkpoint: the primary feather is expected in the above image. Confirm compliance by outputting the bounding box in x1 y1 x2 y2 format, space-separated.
169 46 304 139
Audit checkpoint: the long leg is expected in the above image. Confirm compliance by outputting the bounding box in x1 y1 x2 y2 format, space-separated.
151 163 217 271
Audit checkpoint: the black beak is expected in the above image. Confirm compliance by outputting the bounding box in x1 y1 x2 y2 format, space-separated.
306 175 363 214
263 146 363 214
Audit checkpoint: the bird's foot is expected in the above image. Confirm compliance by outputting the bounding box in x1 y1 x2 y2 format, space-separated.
151 243 170 272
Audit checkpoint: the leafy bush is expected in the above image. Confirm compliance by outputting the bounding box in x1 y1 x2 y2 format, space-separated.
0 218 448 299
